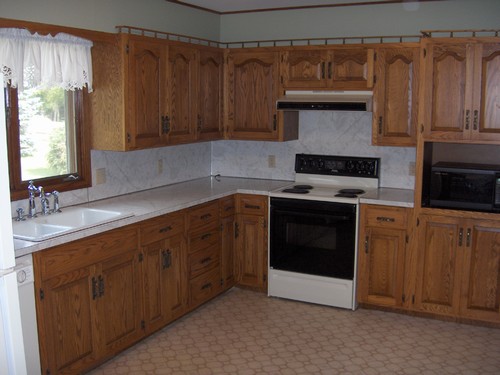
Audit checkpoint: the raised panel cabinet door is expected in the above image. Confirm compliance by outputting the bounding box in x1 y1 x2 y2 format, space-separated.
472 43 500 141
198 49 223 141
281 49 330 89
372 47 419 146
414 215 463 316
97 250 144 356
166 45 198 144
35 265 98 375
127 37 168 149
221 214 236 290
164 234 188 321
330 48 374 90
226 51 280 140
460 219 500 323
359 227 406 307
422 43 474 139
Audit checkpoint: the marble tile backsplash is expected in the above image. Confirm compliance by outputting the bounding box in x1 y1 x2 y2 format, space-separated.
211 111 416 189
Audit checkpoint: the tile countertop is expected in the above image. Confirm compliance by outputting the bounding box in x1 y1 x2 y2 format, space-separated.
13 176 415 257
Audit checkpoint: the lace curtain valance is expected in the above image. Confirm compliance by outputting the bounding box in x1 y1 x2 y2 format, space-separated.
0 28 93 92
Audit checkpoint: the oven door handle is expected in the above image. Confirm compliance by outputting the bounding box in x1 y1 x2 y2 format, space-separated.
272 209 353 221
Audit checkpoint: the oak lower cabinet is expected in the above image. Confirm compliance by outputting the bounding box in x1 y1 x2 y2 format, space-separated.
220 195 236 290
33 226 144 375
235 194 268 292
357 205 410 307
140 212 187 333
414 213 500 324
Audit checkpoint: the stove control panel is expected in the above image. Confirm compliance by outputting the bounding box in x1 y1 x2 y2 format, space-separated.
295 154 380 178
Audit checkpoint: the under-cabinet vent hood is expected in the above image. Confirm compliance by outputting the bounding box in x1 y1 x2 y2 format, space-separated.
277 90 373 112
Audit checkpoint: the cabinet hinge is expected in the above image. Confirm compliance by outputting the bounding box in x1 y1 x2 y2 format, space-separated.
138 253 144 262
373 75 377 85
423 48 427 58
412 295 415 304
416 218 420 226
39 288 45 301
405 235 409 244
420 124 424 134
402 294 406 303
126 44 129 54
235 222 239 239
141 320 145 330
220 278 224 286
127 132 131 143
263 274 267 282
220 223 223 232
262 219 267 229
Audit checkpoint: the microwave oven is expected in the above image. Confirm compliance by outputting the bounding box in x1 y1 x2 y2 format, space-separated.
424 162 500 213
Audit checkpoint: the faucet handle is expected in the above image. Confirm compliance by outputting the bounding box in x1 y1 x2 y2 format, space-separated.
52 190 61 213
15 207 26 221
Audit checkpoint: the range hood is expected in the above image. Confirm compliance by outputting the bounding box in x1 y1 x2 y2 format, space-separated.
277 90 373 112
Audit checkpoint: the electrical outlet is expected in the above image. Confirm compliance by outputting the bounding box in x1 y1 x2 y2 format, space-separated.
158 159 163 175
409 162 416 176
95 168 106 185
268 155 276 168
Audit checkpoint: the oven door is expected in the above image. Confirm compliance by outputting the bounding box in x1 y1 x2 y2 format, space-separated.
270 197 357 280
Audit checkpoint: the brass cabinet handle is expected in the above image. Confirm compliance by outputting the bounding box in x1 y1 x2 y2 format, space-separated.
200 257 212 264
364 236 369 254
201 233 212 240
200 213 212 220
159 225 172 233
376 216 395 223
466 228 471 247
201 282 212 290
162 249 172 269
244 204 261 210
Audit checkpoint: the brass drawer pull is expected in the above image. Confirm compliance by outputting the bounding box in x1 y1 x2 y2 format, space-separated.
200 257 212 264
376 216 395 223
225 206 235 211
201 233 212 240
159 225 172 233
244 204 261 210
201 282 212 290
200 213 212 220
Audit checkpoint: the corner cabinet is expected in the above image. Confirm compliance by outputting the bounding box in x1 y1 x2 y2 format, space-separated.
225 49 298 141
372 46 419 146
420 38 500 142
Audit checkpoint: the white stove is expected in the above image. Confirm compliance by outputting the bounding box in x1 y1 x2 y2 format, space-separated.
268 154 380 310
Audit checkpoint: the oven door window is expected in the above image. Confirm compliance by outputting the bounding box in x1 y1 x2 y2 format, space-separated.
270 198 356 280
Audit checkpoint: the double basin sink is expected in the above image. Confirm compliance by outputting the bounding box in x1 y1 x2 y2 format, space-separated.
12 206 134 242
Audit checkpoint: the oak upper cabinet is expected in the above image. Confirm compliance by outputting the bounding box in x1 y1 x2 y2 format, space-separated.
421 39 500 142
33 226 143 375
415 213 500 324
197 48 224 141
235 194 268 292
225 49 298 141
140 212 187 333
280 47 374 90
372 46 419 146
357 205 409 307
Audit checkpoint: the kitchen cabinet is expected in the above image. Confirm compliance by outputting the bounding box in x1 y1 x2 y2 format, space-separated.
140 212 187 333
414 213 500 324
33 226 143 375
235 194 268 292
420 39 500 142
280 47 374 90
357 205 409 307
220 195 236 290
225 49 298 141
372 46 419 146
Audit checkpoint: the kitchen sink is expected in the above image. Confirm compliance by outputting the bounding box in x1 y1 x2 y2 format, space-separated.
12 207 134 242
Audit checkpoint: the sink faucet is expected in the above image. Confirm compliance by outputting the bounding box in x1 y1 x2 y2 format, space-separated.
27 180 38 218
52 190 61 213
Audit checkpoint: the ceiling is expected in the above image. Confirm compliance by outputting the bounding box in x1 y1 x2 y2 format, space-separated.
167 0 429 14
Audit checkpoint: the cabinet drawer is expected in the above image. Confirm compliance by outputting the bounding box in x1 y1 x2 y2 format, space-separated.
220 195 236 218
237 194 268 216
188 244 220 279
187 201 219 230
189 267 221 307
364 205 408 229
187 224 220 254
140 212 184 245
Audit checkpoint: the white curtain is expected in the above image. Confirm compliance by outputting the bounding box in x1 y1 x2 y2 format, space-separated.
0 28 93 92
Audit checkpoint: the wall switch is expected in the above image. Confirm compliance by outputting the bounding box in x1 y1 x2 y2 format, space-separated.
409 162 416 176
268 155 276 168
95 168 106 185
158 159 163 175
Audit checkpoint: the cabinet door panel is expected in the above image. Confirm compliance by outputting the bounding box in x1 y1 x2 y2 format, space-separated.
461 220 500 321
331 49 373 89
198 49 223 140
221 214 236 289
281 50 330 89
165 234 188 320
237 214 266 289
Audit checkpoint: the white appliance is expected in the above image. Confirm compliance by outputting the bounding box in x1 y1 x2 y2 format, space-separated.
0 84 28 374
268 154 380 310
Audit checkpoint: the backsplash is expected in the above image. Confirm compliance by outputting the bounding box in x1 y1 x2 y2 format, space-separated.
211 111 416 189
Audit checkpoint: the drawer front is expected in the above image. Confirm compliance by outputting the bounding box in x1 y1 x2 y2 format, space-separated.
364 205 408 229
220 195 236 218
189 267 221 307
188 244 220 279
140 212 184 245
238 194 268 216
187 201 219 230
187 224 220 254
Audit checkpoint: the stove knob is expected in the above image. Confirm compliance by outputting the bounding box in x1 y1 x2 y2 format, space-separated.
357 161 366 173
318 159 325 170
346 160 355 171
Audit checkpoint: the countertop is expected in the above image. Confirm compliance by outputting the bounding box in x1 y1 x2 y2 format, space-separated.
14 176 414 257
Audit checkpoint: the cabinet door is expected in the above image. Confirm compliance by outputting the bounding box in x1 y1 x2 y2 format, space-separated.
330 48 374 90
472 43 500 141
97 250 144 355
359 227 406 307
372 47 419 146
414 215 463 316
221 214 236 290
281 49 330 89
128 37 168 149
164 234 188 320
422 43 474 140
236 213 267 291
166 45 198 144
460 219 500 323
226 51 281 140
198 49 223 141
36 265 98 375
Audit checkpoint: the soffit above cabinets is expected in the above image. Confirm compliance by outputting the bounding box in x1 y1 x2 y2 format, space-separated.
167 0 434 14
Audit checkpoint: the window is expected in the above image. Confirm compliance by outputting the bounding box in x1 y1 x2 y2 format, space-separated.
5 85 91 201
